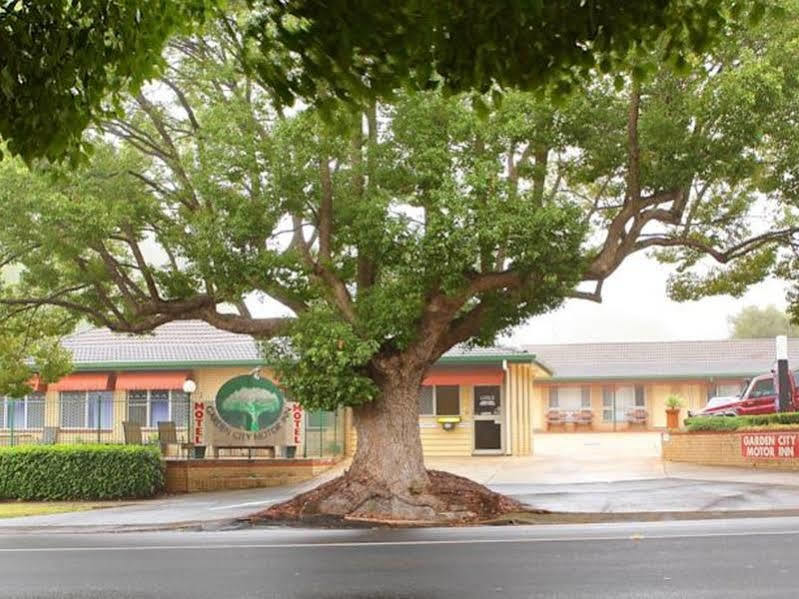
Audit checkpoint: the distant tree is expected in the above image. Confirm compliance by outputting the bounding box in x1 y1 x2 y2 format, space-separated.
728 305 799 339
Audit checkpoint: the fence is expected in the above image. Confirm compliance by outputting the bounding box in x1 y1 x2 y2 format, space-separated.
0 395 345 458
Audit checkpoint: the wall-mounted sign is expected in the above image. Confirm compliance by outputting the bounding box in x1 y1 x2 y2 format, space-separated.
201 375 303 448
740 433 799 458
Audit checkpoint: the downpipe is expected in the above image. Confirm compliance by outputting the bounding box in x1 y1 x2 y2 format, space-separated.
503 359 512 455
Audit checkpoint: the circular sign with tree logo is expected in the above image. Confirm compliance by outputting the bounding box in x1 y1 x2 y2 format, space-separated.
215 375 285 432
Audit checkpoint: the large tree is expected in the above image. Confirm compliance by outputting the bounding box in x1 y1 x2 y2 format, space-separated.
2 6 799 521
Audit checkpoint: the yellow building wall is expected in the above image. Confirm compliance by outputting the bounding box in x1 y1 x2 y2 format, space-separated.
19 366 278 445
343 363 538 458
507 363 533 456
532 380 712 431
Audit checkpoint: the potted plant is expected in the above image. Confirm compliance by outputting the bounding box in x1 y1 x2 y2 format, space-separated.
665 395 683 430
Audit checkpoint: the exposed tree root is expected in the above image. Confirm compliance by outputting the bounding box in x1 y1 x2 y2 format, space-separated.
252 470 525 526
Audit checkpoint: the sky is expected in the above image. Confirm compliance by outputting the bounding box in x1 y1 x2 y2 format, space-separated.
502 253 789 346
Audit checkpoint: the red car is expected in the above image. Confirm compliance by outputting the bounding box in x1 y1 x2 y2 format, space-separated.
691 370 799 417
690 394 743 417
734 371 799 416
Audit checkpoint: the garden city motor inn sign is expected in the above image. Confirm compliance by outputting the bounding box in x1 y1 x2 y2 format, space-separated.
740 433 799 459
197 375 303 449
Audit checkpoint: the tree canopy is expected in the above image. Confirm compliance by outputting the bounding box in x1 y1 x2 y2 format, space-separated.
251 0 772 108
0 1 771 162
728 305 799 339
2 5 799 402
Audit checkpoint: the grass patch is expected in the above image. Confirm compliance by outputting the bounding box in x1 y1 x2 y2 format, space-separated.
0 501 118 519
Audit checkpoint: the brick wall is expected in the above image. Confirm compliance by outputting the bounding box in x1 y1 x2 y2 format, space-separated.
662 429 799 471
165 458 339 493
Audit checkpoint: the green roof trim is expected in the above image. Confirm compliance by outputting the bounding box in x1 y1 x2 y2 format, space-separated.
435 353 535 365
72 353 536 371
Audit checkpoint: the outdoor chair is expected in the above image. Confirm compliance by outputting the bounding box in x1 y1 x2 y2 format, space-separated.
122 421 143 445
41 426 58 445
158 421 192 458
575 409 593 429
626 407 648 427
546 409 564 430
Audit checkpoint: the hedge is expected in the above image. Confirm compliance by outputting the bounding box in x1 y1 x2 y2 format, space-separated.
685 412 799 432
0 444 164 500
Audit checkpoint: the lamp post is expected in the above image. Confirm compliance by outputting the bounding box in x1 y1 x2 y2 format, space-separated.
776 335 791 413
183 377 197 459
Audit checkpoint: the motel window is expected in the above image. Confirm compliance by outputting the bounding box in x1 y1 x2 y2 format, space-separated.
634 385 646 407
127 390 189 428
60 391 113 429
0 393 45 429
602 387 614 422
418 385 460 416
307 410 334 429
549 387 589 412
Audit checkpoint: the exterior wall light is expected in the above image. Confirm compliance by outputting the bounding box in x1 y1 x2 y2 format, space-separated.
437 416 461 431
182 378 197 394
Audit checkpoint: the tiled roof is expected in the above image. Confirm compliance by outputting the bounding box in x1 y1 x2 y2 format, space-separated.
61 320 531 368
524 339 799 381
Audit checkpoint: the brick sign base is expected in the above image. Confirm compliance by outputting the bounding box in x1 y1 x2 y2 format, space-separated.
662 428 799 471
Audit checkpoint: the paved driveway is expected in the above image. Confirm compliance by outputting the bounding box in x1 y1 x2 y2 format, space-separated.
426 432 799 513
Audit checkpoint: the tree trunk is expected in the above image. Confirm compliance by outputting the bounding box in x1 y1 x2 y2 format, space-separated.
318 368 444 520
261 362 524 523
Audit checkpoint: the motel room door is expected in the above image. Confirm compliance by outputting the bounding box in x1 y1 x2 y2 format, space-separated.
473 385 503 453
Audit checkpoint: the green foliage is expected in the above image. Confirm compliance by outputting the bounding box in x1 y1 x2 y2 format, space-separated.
666 395 684 410
685 412 799 431
250 0 769 109
685 416 743 431
262 307 381 411
728 305 799 339
0 445 164 500
0 0 211 163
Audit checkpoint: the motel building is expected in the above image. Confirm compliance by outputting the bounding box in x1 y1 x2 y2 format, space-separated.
3 322 799 460
525 339 799 432
0 321 543 458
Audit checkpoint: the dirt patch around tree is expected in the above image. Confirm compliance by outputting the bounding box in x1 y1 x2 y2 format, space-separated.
248 470 535 527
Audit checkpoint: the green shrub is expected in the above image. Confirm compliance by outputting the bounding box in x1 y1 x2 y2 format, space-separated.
685 416 744 432
0 444 164 501
685 412 799 432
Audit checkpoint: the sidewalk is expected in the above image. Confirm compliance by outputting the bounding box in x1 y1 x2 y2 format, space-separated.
0 461 349 533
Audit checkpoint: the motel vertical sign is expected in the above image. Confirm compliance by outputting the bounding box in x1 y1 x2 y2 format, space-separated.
740 433 799 458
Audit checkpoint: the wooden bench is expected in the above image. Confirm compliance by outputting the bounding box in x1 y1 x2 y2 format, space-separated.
211 445 298 459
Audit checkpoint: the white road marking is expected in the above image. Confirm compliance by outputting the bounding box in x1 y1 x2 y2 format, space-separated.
2 528 799 552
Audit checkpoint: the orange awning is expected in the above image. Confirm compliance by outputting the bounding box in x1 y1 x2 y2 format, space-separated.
422 370 504 386
115 372 191 391
50 373 111 391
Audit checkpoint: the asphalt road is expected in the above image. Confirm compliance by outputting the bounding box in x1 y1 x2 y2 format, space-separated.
2 517 799 598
